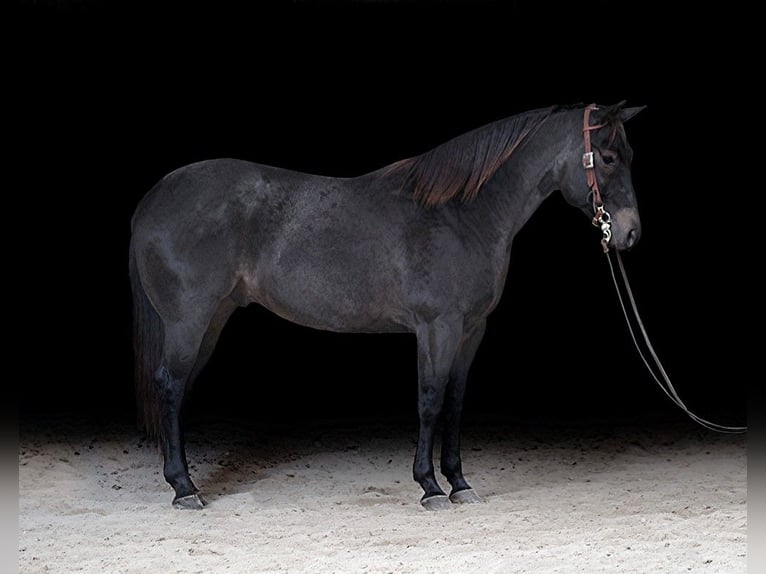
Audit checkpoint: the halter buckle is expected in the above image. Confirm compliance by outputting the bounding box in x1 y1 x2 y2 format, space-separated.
582 151 594 169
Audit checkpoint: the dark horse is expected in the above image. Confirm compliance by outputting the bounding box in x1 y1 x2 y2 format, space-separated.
130 102 644 510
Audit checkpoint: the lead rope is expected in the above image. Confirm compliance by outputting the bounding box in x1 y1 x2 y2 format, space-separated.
605 250 746 433
583 104 745 433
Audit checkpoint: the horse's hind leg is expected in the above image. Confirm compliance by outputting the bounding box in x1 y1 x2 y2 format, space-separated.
441 320 486 504
158 299 237 509
154 355 201 508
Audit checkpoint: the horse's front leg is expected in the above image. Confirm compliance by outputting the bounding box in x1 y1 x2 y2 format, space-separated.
440 320 486 504
413 315 463 510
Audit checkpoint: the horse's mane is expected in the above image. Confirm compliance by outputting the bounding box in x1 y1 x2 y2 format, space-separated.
386 106 558 207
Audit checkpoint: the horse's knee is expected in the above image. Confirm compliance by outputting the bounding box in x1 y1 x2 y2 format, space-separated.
418 402 443 428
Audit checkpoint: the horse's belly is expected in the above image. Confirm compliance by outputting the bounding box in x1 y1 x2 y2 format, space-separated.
256 289 406 333
243 260 408 334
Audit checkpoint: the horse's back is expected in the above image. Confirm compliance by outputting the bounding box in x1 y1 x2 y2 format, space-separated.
130 158 413 331
133 159 301 229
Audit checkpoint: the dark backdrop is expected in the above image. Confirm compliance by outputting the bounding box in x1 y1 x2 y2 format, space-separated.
15 1 747 429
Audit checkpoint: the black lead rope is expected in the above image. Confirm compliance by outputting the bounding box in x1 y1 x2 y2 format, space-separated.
581 105 744 433
605 250 747 434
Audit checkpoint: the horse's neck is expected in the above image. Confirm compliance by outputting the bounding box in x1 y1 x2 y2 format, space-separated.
467 113 575 247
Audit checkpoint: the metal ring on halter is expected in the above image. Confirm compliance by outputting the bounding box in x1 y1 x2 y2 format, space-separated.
592 205 612 253
601 221 612 242
592 204 610 227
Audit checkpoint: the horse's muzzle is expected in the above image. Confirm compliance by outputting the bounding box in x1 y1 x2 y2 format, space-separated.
611 208 641 251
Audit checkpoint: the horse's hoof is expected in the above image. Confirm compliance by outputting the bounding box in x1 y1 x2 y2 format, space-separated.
420 494 451 511
172 493 207 509
449 488 483 504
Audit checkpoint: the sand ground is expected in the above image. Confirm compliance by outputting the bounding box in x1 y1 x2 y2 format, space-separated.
19 415 746 573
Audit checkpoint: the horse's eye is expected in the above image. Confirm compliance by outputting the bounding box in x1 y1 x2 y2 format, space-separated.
602 152 616 165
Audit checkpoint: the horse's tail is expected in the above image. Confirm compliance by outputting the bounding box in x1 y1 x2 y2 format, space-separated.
129 239 163 441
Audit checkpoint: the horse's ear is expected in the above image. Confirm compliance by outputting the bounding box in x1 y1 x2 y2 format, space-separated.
600 101 644 123
619 105 646 123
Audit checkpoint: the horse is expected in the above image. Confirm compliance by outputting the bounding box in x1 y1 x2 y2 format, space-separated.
130 101 644 510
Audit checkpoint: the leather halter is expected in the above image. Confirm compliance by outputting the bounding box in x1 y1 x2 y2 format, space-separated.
582 104 611 252
582 103 606 210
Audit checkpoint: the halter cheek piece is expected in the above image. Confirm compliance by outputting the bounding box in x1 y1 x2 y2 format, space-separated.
583 104 612 253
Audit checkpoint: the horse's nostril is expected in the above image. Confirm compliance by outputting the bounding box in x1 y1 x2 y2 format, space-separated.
626 228 638 249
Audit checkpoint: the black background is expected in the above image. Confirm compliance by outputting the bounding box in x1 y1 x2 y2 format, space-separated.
14 1 747 429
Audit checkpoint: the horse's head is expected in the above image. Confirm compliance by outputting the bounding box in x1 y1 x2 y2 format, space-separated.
559 102 645 251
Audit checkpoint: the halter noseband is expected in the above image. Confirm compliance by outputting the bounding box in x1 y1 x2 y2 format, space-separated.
583 103 612 253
